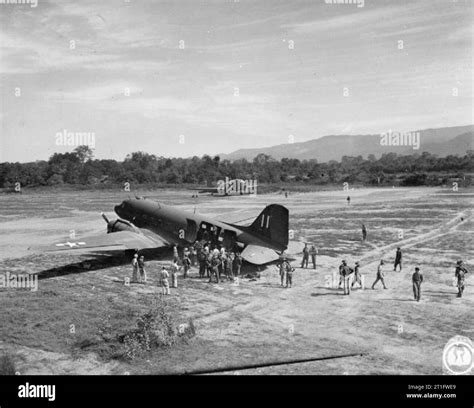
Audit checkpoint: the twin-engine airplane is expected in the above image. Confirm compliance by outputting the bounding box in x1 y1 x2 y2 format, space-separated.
46 198 289 265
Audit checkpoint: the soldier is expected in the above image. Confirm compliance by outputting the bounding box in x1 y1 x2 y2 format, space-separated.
351 261 363 289
233 252 243 276
131 253 139 283
161 266 170 295
138 255 147 283
342 263 354 295
394 247 402 272
209 254 220 283
225 252 234 281
362 224 367 241
172 245 179 263
277 257 287 287
190 245 197 266
286 262 295 288
183 247 190 260
171 261 179 288
182 254 191 279
371 260 388 289
218 250 225 278
301 243 309 268
198 250 207 278
338 260 347 288
309 245 318 269
412 267 423 302
455 260 469 298
206 252 212 278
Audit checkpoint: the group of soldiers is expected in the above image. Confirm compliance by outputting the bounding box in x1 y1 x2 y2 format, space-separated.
131 241 244 295
333 247 469 301
277 256 295 288
195 243 243 284
131 239 469 299
300 243 318 269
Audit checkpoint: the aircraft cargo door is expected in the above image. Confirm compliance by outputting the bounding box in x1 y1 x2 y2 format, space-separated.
222 229 237 251
185 219 198 242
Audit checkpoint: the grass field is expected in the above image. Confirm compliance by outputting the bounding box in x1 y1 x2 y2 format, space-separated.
0 186 472 374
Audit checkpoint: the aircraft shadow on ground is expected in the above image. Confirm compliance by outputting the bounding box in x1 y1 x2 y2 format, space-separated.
310 288 346 296
36 247 172 280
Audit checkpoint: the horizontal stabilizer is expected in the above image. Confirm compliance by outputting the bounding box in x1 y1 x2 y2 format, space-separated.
241 244 280 265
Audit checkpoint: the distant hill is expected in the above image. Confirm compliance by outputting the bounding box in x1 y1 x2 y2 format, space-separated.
221 125 473 162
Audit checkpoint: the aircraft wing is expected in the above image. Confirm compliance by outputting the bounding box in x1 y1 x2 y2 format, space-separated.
34 230 168 253
240 244 280 265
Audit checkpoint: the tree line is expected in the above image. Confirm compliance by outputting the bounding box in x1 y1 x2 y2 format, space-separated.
1 146 473 189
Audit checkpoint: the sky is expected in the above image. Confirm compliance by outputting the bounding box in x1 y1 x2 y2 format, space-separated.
0 0 472 163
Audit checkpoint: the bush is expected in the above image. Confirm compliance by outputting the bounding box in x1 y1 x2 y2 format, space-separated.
76 299 196 361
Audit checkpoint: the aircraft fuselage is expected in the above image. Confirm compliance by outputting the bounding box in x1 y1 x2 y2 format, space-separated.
114 198 282 252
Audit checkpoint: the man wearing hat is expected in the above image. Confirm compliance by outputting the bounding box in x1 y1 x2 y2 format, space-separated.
341 262 354 295
412 267 423 302
338 260 347 288
309 245 318 269
455 260 469 298
371 259 387 290
182 253 191 279
277 256 292 287
131 253 139 283
160 266 170 295
208 254 220 283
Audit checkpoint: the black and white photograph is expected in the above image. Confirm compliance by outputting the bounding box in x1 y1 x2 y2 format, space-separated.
0 0 473 403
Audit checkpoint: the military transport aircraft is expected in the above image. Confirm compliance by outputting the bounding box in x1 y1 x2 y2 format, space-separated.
47 197 289 265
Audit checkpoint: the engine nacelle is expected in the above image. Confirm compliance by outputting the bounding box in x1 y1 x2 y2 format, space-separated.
102 213 137 234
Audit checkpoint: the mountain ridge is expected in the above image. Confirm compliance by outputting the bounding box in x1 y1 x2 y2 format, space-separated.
220 125 473 162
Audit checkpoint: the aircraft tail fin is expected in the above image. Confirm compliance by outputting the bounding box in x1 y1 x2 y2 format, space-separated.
247 204 288 250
